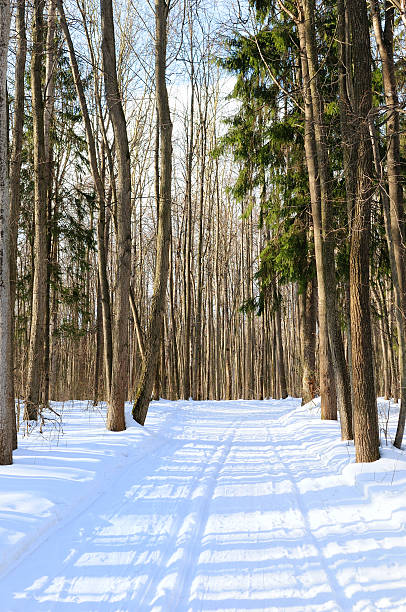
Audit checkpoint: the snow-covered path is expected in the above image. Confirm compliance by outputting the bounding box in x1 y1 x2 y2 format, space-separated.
1 399 406 611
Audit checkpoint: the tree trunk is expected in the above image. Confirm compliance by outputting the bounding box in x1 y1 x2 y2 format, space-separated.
129 285 145 361
169 236 180 398
93 278 103 405
101 0 132 431
297 12 337 421
183 28 194 400
215 162 222 399
302 0 353 439
371 0 406 448
274 289 288 399
347 0 380 462
299 277 316 405
133 0 172 425
337 0 356 225
57 0 113 403
8 0 26 447
0 0 13 464
97 189 113 398
25 0 48 421
42 0 56 407
193 111 206 400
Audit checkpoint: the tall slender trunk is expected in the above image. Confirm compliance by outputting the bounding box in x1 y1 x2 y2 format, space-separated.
133 0 172 425
183 34 194 399
337 0 356 405
371 0 406 448
0 0 13 464
299 277 316 405
215 160 222 399
93 278 103 405
275 292 288 399
98 186 113 397
42 0 56 407
8 0 26 447
372 286 391 400
57 0 113 402
347 0 380 462
25 0 48 421
193 112 206 400
302 0 352 439
297 12 337 420
101 0 132 431
337 0 356 224
129 285 145 361
169 236 180 398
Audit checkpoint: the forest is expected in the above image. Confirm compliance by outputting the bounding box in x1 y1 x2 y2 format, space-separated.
1 0 406 608
0 0 405 467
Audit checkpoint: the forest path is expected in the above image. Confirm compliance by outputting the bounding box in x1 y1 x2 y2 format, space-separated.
1 398 406 611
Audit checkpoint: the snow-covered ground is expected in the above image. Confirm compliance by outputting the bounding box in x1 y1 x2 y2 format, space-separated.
0 397 405 611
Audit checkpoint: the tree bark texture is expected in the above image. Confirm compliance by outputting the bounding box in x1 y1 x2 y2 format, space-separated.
297 12 337 421
299 277 316 405
0 0 13 464
57 0 113 399
302 0 353 439
371 0 406 448
101 0 132 431
133 0 173 425
348 0 380 462
24 0 47 421
42 0 56 407
8 0 25 447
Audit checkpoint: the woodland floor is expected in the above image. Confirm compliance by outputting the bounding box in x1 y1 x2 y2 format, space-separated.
0 397 405 611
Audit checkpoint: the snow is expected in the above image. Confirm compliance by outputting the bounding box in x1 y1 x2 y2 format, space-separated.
0 397 405 611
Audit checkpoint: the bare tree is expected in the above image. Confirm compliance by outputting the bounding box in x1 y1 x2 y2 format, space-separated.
57 0 113 399
8 0 26 445
101 0 132 430
371 0 406 449
0 0 13 464
133 0 173 425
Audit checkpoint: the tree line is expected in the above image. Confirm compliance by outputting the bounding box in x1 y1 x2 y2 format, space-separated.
0 0 405 465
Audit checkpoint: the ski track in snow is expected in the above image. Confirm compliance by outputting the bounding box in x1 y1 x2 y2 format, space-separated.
0 398 406 611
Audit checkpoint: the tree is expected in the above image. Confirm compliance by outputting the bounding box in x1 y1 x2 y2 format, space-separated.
100 0 132 431
24 0 48 421
0 0 13 464
371 0 406 449
298 0 352 438
8 0 26 446
347 0 380 462
133 0 173 425
57 0 112 403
